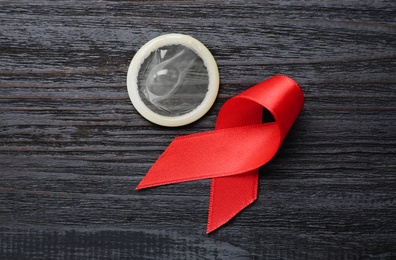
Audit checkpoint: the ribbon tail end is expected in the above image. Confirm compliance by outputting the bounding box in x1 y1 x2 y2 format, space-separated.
206 172 259 234
135 183 145 190
206 196 257 234
135 177 152 190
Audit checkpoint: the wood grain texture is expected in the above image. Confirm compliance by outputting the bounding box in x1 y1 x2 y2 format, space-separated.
1 0 395 259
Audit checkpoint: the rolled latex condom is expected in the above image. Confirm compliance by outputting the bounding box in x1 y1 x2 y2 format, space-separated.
127 34 220 127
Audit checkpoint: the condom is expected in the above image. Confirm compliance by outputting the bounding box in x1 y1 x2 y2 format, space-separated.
127 34 219 127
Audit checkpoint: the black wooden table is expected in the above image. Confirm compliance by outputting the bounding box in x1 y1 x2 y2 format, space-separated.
1 1 395 259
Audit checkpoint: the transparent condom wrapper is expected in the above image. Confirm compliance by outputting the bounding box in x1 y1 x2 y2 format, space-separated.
127 34 219 127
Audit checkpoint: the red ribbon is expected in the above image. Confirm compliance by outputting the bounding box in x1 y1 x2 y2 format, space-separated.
136 75 304 233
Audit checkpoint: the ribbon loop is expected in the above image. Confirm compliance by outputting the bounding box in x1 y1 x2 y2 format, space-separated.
136 75 304 233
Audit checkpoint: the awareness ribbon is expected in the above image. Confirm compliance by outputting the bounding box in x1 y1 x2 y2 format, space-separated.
136 75 304 233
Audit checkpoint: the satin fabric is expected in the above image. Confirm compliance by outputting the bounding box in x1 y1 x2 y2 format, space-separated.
136 75 304 233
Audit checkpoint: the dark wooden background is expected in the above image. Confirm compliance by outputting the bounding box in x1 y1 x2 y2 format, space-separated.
1 0 395 259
